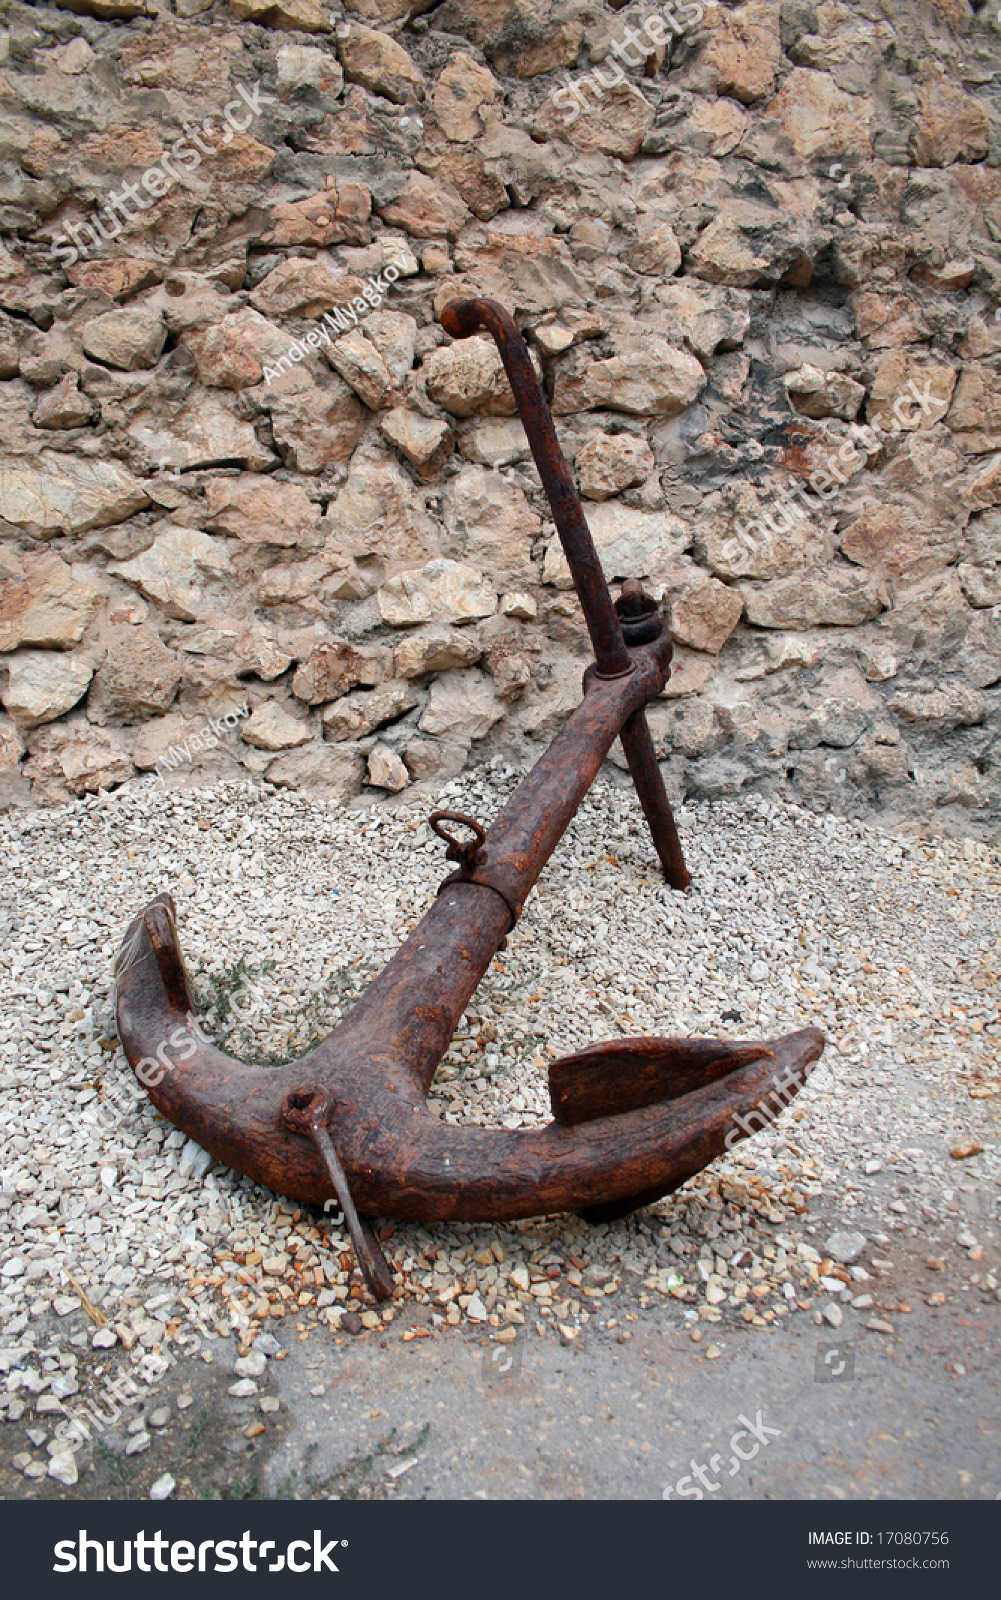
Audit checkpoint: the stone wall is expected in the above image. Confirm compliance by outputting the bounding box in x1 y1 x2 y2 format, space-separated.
0 0 998 833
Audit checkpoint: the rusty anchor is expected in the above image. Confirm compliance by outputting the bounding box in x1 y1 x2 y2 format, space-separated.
114 299 824 1301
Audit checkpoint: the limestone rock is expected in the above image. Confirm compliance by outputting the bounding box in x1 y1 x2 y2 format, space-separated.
67 257 162 300
766 68 872 159
265 740 364 800
367 741 408 790
132 710 243 776
337 23 424 104
249 259 365 320
0 322 18 380
433 53 501 142
660 650 716 699
380 407 454 475
533 79 654 161
890 683 985 734
553 336 704 418
459 419 530 468
110 526 233 622
869 353 956 432
480 615 540 699
323 455 440 572
86 626 181 725
82 309 167 371
378 172 470 240
689 208 829 290
275 44 344 97
419 667 503 740
258 554 352 607
261 180 368 248
488 1 585 79
0 709 24 770
229 0 333 31
669 574 743 656
443 464 540 587
128 396 274 473
499 591 536 621
742 569 882 629
31 372 99 430
947 365 1001 455
267 378 367 473
322 678 417 741
242 699 313 750
423 336 520 417
576 433 654 500
182 307 290 390
416 143 508 224
328 311 417 408
201 477 319 547
1 651 94 726
649 699 724 762
650 280 752 364
912 62 989 167
516 653 583 742
451 230 586 318
840 502 962 588
292 640 391 704
626 217 682 279
402 735 469 781
0 552 102 651
698 493 808 582
394 625 482 678
853 292 930 351
958 609 1001 689
0 455 148 538
233 625 292 681
958 563 1001 610
378 559 497 626
543 503 689 589
698 0 781 104
783 365 865 422
24 720 133 805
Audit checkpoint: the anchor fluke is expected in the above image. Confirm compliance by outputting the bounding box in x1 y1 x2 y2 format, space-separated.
548 1037 776 1128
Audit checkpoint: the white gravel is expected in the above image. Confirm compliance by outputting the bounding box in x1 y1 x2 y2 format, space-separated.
0 765 998 1406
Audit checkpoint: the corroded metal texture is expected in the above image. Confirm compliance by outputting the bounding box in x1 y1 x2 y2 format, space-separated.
114 302 824 1299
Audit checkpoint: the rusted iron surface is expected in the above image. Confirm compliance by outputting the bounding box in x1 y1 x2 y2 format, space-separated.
441 297 689 891
114 301 824 1298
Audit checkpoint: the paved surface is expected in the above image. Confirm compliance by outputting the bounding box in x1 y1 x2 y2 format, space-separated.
261 1230 1000 1502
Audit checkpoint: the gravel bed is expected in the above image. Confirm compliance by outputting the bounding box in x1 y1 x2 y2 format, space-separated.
1 767 999 1489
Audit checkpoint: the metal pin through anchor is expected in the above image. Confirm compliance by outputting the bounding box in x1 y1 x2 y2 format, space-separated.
281 1087 395 1303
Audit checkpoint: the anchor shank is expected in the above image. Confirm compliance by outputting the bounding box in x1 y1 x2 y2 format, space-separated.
332 633 673 1095
440 297 631 680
